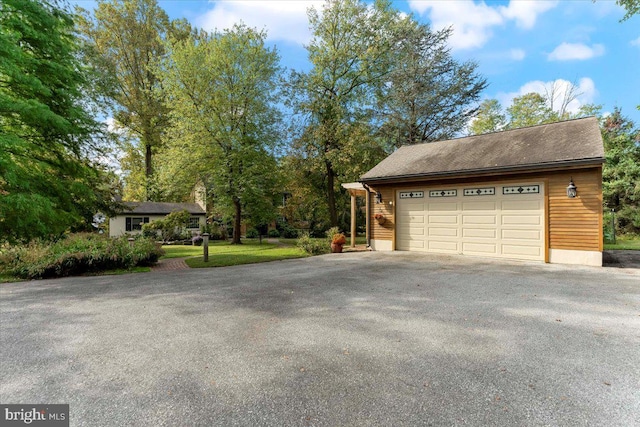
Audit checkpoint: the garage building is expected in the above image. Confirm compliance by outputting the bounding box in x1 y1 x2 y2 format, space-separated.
356 117 605 266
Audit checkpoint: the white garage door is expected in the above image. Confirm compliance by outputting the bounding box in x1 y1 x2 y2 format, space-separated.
396 183 544 261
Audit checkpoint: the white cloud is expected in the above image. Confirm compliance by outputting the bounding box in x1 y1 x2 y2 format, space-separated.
510 48 526 60
408 0 503 50
548 42 605 61
408 0 558 50
499 1 558 29
631 36 640 47
195 1 322 45
497 78 597 115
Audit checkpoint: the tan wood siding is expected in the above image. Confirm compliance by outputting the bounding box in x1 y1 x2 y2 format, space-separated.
548 169 602 251
370 188 394 241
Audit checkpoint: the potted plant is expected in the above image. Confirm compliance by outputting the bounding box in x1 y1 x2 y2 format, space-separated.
330 232 347 253
374 213 386 225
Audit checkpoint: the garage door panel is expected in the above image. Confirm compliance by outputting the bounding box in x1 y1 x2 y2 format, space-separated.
502 215 541 225
397 214 424 224
428 215 458 224
463 228 496 238
502 244 542 257
408 240 426 249
502 200 542 211
427 202 458 212
462 242 497 254
428 227 458 237
462 201 496 211
428 240 459 252
502 229 541 240
462 215 496 225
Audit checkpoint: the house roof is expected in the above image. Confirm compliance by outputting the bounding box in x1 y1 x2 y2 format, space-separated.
120 202 206 215
360 117 605 183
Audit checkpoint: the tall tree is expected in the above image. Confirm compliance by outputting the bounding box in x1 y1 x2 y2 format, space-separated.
378 24 487 147
602 108 640 233
507 93 555 129
0 0 117 242
158 25 282 244
469 99 507 135
287 0 407 227
470 81 597 135
77 0 190 200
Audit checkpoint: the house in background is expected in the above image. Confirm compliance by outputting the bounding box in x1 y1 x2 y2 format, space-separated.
345 117 605 266
108 183 207 237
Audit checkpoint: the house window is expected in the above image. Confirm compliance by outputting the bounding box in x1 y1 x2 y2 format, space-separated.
188 217 200 229
125 217 149 232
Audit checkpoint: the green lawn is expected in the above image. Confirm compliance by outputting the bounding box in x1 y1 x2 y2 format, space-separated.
162 241 308 268
604 235 640 250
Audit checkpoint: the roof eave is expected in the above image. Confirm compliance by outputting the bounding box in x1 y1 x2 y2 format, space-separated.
360 157 604 184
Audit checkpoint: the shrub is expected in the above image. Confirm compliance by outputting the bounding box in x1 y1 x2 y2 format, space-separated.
246 228 259 238
192 234 203 246
268 229 280 238
277 220 298 238
296 232 330 255
0 233 164 280
201 223 227 240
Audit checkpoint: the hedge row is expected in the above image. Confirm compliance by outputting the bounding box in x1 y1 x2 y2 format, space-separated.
0 233 164 279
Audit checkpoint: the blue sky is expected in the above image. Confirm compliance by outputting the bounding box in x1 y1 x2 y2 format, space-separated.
73 0 640 125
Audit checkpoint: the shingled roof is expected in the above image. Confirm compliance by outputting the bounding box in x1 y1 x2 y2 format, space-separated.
361 117 605 183
120 202 205 215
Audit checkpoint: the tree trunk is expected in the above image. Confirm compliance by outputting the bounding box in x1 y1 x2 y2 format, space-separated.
326 160 338 227
145 143 153 201
232 197 242 244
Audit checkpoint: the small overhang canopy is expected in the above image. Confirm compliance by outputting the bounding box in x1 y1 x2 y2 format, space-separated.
341 182 368 196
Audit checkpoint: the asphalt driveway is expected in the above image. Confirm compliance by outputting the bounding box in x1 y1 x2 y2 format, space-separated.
1 252 639 426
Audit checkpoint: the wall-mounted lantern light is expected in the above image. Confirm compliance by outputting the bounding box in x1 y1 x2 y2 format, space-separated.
375 191 382 204
566 178 577 198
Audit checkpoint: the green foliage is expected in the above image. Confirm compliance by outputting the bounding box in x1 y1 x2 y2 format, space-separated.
77 0 191 200
507 93 555 129
602 109 640 234
143 210 191 242
296 232 330 255
0 233 163 279
470 82 600 135
286 0 402 227
268 229 280 238
326 226 341 243
277 219 299 238
617 0 640 21
0 0 119 243
158 24 282 243
285 0 486 228
201 223 227 241
378 25 487 146
246 228 259 239
469 99 507 135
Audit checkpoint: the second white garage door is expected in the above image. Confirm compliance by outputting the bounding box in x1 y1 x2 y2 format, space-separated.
396 183 545 261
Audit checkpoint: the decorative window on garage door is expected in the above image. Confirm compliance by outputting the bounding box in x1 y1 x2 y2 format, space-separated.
399 191 424 199
429 189 457 197
463 187 495 196
503 185 540 195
